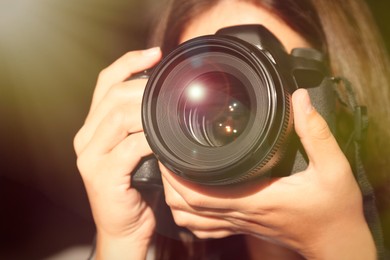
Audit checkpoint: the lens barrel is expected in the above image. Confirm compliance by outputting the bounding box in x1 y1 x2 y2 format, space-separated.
142 35 293 185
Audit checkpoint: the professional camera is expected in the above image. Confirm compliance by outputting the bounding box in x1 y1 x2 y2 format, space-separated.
132 24 335 187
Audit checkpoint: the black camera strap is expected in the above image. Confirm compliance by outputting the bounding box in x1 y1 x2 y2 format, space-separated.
331 77 385 259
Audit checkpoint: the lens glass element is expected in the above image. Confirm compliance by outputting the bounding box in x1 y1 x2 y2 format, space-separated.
179 72 251 147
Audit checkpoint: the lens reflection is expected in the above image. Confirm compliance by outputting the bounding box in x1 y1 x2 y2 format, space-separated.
179 72 251 147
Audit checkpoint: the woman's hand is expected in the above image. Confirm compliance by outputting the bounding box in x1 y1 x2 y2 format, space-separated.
161 88 376 259
73 47 162 259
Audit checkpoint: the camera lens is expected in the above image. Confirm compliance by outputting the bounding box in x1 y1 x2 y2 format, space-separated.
178 71 251 147
142 36 292 185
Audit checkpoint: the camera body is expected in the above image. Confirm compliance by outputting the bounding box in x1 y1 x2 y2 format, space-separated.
133 24 335 187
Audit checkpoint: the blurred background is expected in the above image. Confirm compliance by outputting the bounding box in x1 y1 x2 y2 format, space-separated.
0 0 389 259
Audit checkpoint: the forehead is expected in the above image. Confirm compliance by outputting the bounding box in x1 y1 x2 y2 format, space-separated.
179 1 310 52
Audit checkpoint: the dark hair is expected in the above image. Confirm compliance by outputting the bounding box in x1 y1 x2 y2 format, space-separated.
148 0 390 258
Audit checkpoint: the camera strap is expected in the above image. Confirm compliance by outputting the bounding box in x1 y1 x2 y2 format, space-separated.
331 77 385 258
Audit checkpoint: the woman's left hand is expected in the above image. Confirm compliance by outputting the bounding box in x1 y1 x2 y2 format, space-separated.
161 88 376 259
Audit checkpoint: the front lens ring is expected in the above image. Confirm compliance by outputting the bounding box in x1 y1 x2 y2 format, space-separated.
142 36 290 184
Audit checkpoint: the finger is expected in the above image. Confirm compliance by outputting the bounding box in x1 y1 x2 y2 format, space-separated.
192 229 234 240
171 207 277 241
161 167 272 212
75 81 145 154
92 47 162 111
83 104 143 156
163 176 239 217
78 131 152 183
292 89 349 171
86 79 145 125
106 132 153 179
161 168 239 210
171 209 234 231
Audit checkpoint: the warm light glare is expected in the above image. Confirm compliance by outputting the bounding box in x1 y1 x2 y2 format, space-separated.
0 0 153 207
188 84 205 101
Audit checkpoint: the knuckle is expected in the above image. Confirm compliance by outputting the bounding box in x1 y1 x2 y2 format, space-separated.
165 196 174 208
108 106 127 127
171 211 188 227
193 231 209 239
97 68 110 83
76 154 104 189
164 192 182 209
73 127 87 155
76 153 90 179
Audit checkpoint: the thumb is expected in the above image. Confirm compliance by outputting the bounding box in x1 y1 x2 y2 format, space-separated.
292 88 346 169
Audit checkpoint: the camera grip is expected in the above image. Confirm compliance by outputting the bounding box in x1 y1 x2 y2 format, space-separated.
126 70 163 188
290 78 336 173
131 155 163 189
131 155 194 240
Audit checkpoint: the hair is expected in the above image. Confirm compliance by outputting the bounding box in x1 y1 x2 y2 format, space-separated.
148 0 390 258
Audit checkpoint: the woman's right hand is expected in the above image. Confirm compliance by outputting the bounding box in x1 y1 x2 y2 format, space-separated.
73 47 162 259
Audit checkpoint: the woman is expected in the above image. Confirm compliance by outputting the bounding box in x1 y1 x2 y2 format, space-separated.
74 0 390 259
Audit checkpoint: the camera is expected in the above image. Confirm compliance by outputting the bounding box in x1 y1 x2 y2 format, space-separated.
132 24 335 187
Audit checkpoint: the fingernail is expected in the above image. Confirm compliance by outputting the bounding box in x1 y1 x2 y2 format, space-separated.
142 47 161 56
301 89 314 114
